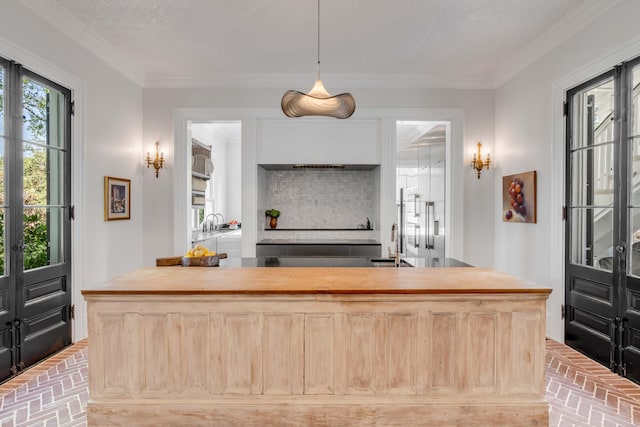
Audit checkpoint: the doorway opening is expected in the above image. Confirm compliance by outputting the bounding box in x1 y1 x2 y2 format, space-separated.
189 121 242 257
395 121 448 263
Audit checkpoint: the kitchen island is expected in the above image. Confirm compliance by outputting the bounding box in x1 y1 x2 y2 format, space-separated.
83 266 551 426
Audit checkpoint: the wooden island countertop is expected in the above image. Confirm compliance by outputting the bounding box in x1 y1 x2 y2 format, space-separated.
83 266 551 427
82 266 551 295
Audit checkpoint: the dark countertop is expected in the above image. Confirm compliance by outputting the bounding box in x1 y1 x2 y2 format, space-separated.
219 257 471 268
257 239 381 245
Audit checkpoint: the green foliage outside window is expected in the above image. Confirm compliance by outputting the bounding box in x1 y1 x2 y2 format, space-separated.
0 73 53 274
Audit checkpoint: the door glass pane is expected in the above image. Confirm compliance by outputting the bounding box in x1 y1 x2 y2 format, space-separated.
23 207 63 270
571 144 614 207
0 66 4 137
0 68 5 276
23 143 64 206
0 208 5 277
630 207 640 276
630 65 640 277
0 69 5 274
631 66 640 138
22 77 65 148
571 78 614 150
630 66 640 206
570 207 613 270
21 78 66 272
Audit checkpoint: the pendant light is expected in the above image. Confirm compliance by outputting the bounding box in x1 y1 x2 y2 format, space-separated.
281 0 355 119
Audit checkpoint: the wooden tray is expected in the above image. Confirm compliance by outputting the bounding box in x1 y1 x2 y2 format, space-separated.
156 253 227 267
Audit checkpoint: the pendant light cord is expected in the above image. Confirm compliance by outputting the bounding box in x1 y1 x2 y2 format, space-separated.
315 0 321 80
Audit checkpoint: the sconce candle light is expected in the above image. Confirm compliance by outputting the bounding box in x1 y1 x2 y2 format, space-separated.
146 141 165 178
471 142 491 179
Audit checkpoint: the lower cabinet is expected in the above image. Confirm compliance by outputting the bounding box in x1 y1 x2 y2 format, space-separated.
197 230 242 258
256 244 380 257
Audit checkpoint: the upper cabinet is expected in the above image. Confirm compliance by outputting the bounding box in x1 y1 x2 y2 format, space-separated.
257 119 381 165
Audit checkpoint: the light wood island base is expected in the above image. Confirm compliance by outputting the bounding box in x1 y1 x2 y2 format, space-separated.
83 267 551 426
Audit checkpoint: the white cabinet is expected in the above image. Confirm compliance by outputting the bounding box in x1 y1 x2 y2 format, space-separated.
258 119 380 165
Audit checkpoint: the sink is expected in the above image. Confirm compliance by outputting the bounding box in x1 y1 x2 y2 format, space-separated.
369 258 413 267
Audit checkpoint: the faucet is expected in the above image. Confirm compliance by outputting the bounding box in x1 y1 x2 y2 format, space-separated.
389 223 400 267
204 213 217 232
214 213 224 227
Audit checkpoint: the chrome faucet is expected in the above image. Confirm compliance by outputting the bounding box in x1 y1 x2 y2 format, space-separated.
204 213 217 232
389 223 400 267
214 213 224 227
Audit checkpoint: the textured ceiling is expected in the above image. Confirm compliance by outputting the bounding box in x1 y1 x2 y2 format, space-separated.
20 0 618 88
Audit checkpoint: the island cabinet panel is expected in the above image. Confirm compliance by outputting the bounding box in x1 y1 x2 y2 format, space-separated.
346 313 377 394
85 275 550 426
141 314 169 392
510 311 545 394
223 313 261 394
386 313 417 394
467 312 498 393
304 314 335 394
262 313 304 395
430 312 458 393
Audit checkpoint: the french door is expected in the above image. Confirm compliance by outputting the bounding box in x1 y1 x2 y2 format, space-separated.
0 59 73 383
565 56 640 383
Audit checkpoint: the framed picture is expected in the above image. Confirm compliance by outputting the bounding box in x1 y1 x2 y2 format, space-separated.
502 171 537 223
104 176 131 221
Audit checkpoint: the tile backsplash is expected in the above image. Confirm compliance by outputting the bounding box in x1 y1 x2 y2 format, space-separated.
262 168 379 232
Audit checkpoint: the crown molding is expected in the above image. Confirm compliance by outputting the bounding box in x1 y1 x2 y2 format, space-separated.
19 0 145 86
143 72 495 90
492 0 623 88
22 0 616 91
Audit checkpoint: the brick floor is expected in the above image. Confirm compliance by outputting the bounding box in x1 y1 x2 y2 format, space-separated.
0 340 88 427
0 338 639 426
546 338 640 426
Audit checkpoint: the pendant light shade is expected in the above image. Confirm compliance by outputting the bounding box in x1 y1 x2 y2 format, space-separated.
281 0 355 119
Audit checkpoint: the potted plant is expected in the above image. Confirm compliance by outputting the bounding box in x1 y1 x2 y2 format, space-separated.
265 209 280 229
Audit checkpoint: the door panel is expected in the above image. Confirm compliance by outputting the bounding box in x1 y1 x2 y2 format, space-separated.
0 59 15 382
621 61 640 382
566 57 640 384
0 60 72 382
566 72 617 370
565 268 615 367
16 72 72 374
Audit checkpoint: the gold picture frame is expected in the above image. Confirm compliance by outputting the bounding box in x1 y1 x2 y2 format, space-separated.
104 176 131 221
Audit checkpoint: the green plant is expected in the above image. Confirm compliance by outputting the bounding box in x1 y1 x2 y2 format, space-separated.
265 209 280 218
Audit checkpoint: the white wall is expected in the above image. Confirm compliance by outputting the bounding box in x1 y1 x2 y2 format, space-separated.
142 87 495 268
494 0 640 340
213 139 228 220
226 142 242 222
0 2 144 340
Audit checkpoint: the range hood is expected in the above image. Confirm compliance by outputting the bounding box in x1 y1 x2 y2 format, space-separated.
259 164 378 171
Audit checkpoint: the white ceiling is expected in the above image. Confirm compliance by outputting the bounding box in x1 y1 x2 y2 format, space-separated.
20 0 620 88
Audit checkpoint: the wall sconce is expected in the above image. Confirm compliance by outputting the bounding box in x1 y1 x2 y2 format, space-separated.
470 142 491 179
146 141 165 178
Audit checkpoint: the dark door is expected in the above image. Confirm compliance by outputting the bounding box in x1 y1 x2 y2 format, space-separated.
565 57 640 384
565 71 617 368
0 60 72 382
620 59 640 381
